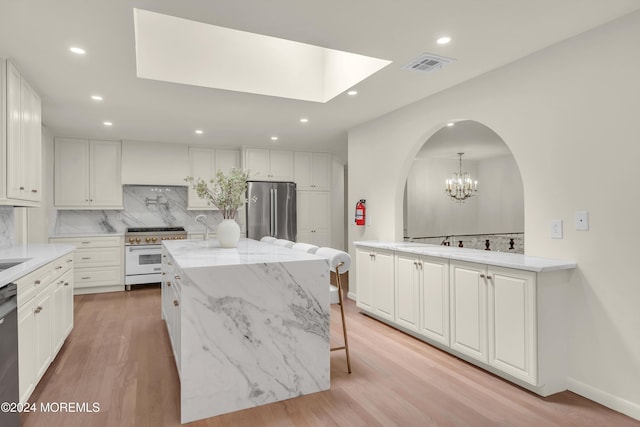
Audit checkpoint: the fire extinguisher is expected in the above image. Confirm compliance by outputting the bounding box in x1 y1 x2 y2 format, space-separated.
355 199 366 226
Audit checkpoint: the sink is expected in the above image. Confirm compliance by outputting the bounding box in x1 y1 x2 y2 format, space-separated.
0 259 31 272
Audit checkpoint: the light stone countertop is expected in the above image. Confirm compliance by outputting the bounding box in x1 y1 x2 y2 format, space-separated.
354 241 576 272
162 237 321 269
49 232 124 239
0 244 76 287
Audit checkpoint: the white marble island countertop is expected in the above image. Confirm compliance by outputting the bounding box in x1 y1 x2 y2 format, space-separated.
354 241 576 272
163 237 323 269
161 237 330 423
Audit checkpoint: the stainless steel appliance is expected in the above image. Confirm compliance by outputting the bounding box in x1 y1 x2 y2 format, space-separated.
246 181 297 241
0 282 19 427
124 226 187 289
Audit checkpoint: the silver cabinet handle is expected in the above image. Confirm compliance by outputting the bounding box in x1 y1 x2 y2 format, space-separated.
35 280 41 285
173 300 179 307
486 275 492 280
166 282 171 287
175 275 181 280
81 257 91 260
480 274 486 279
64 282 69 287
34 306 43 314
81 276 91 280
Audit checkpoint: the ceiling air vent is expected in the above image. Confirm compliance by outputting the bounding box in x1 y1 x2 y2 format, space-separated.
402 53 456 74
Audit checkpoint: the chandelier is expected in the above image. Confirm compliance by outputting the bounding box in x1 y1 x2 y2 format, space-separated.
445 153 478 202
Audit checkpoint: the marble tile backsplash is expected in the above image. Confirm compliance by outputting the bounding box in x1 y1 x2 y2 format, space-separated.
0 206 14 247
410 233 525 254
53 185 243 236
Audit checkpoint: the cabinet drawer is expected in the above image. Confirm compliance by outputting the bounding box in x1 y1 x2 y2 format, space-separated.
50 254 74 281
74 247 120 268
50 236 121 248
74 267 121 288
17 264 53 307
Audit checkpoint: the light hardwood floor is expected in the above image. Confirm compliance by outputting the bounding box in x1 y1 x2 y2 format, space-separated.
21 286 640 427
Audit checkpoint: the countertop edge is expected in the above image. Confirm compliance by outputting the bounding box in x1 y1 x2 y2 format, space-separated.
354 241 577 273
0 243 76 287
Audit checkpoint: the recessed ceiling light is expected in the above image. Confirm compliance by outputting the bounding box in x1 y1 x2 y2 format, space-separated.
271 136 279 141
195 129 203 134
300 118 309 123
91 95 103 101
103 121 113 126
446 122 455 127
347 90 358 96
69 46 86 55
437 36 452 45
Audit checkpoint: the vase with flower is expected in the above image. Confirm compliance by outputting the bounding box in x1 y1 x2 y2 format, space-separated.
185 168 249 248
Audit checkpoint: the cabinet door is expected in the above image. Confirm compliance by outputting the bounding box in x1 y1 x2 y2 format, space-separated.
63 273 74 337
245 148 270 180
25 87 42 201
311 153 331 190
34 285 53 381
294 152 313 190
52 277 66 353
450 261 488 363
54 138 90 206
188 147 215 209
355 249 374 311
269 150 294 181
6 61 23 199
372 250 395 321
215 149 240 175
90 140 122 207
296 191 330 246
18 299 35 404
488 267 537 384
395 254 419 332
419 256 450 346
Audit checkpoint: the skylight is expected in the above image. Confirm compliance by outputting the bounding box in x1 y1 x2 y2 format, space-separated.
133 9 391 103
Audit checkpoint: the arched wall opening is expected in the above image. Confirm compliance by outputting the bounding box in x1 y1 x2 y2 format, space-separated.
401 120 524 252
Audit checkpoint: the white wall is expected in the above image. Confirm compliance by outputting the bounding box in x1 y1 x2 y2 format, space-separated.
348 10 640 419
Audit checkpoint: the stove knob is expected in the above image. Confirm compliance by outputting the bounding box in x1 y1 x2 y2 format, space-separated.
129 238 134 244
152 237 157 242
180 236 185 239
135 238 141 243
145 237 151 243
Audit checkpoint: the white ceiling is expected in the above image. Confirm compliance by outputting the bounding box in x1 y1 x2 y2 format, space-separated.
1 0 639 157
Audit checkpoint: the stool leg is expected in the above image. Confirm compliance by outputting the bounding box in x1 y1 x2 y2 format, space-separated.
336 268 351 374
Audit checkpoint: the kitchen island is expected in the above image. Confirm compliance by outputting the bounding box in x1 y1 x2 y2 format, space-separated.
161 238 330 424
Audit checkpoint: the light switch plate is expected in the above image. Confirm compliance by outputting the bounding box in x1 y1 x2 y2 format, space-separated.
550 219 563 239
575 211 589 231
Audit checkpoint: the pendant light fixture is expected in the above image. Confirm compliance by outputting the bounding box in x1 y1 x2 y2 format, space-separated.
445 153 478 202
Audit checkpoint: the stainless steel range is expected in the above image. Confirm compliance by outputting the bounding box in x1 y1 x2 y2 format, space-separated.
124 226 187 289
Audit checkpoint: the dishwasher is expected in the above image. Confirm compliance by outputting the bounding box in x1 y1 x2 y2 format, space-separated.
0 282 19 427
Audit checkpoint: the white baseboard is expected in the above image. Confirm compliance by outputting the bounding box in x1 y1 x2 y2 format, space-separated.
568 377 640 421
347 291 356 301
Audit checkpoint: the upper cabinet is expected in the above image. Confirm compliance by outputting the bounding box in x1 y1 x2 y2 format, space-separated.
187 147 240 209
294 152 331 191
54 138 123 209
1 59 42 206
121 141 189 186
243 148 294 181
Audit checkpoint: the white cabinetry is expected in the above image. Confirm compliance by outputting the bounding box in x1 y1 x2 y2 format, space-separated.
17 253 74 404
162 248 182 375
49 236 124 294
243 148 294 181
1 59 41 206
355 248 394 321
296 191 330 247
122 140 189 185
187 147 240 209
450 260 536 383
54 138 123 208
355 243 572 395
294 152 330 191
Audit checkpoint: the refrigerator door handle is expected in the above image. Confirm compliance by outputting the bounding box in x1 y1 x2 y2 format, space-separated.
269 188 275 237
274 188 278 237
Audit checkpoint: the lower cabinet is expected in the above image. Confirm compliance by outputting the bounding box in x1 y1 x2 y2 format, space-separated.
17 252 74 404
49 236 124 294
355 248 394 321
356 245 567 395
162 248 182 376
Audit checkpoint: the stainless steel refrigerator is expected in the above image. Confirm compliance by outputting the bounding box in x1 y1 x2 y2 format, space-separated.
246 181 297 241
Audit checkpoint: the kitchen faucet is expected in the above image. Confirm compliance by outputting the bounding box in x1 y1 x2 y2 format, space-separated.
194 214 208 240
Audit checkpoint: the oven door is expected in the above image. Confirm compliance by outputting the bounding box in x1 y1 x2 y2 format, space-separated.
125 244 162 284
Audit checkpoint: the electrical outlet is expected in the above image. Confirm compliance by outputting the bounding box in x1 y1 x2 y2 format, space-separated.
550 219 563 239
575 211 589 231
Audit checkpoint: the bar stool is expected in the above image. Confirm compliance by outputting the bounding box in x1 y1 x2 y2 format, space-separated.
315 247 352 374
260 236 277 243
273 239 294 248
291 242 319 254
